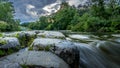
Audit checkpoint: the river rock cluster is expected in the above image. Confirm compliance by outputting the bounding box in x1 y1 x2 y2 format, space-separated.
0 31 79 68
0 31 120 68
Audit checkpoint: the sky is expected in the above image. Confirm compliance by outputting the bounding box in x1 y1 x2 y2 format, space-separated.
9 0 88 23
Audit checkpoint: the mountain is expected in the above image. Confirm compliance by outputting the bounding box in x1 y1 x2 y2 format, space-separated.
9 0 89 23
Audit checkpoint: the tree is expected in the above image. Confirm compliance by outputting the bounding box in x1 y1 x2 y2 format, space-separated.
91 0 107 19
0 1 20 31
51 2 78 30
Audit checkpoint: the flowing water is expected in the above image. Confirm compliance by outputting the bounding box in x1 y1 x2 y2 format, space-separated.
67 33 120 68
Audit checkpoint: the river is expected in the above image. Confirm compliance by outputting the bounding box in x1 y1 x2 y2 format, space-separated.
66 33 120 68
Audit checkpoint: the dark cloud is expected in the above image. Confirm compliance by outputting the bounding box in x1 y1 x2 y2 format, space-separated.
9 0 86 23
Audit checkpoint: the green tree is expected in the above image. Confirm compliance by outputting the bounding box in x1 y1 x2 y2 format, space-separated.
0 1 20 31
91 0 107 19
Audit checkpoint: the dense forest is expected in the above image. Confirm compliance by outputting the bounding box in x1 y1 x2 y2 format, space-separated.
0 0 120 32
21 0 120 33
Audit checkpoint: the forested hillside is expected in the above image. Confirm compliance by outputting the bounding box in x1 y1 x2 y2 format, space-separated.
22 0 120 33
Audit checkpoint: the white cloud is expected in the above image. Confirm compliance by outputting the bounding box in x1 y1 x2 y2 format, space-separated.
43 2 61 15
67 0 88 7
26 4 38 17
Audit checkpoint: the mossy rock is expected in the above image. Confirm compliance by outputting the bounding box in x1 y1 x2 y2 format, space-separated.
16 32 36 48
0 40 7 45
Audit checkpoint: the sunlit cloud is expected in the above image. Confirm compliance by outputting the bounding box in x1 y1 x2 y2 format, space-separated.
43 2 61 15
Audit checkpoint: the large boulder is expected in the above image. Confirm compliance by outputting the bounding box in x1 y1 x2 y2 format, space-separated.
37 31 65 39
30 38 79 68
0 37 20 57
0 37 20 49
3 31 37 47
0 51 69 68
0 60 21 68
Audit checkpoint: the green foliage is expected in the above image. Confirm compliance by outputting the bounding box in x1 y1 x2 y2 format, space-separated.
0 21 8 32
0 33 3 37
21 1 120 33
0 48 19 57
91 0 107 19
0 1 20 32
27 16 49 30
0 49 5 56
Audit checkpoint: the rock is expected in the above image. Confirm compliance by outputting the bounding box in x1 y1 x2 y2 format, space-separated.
37 31 65 39
112 34 120 38
31 38 62 50
0 58 22 68
30 38 79 68
66 37 72 41
0 51 69 68
3 32 20 37
69 34 90 40
18 31 36 39
0 37 20 49
0 61 21 68
68 34 99 43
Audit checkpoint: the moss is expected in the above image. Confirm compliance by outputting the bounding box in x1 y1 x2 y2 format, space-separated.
19 34 36 48
45 45 51 51
21 65 29 68
7 49 16 54
0 49 5 57
40 35 46 38
27 38 34 47
0 40 7 45
38 47 44 51
15 33 19 38
28 47 33 51
0 47 20 57
0 33 3 37
38 45 51 51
